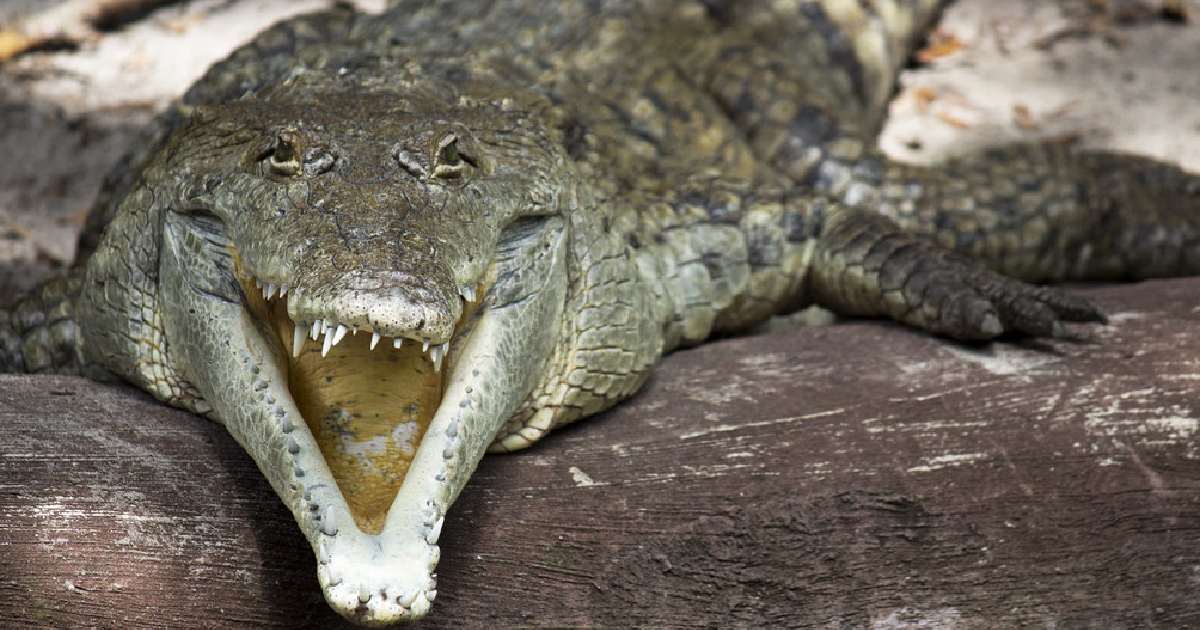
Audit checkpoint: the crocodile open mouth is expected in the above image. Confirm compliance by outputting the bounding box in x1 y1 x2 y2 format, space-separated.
159 207 567 622
233 269 484 535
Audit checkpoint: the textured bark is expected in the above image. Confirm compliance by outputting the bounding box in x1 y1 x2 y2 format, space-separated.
1 278 1198 628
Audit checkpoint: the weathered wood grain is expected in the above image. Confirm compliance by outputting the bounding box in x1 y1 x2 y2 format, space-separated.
1 278 1198 628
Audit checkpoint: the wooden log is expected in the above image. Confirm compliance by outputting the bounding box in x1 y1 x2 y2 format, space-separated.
1 278 1198 628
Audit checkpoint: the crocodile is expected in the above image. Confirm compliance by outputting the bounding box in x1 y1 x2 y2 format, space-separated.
2 0 1198 624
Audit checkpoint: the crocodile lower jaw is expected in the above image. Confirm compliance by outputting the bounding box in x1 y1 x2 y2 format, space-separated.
220 280 489 623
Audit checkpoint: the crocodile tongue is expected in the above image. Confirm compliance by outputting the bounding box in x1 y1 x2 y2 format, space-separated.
157 211 567 624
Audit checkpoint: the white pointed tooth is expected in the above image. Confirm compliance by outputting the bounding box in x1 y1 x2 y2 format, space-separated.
393 338 403 349
370 332 381 350
352 326 358 335
431 343 446 372
422 340 430 352
331 324 347 346
310 319 322 340
279 284 288 297
254 277 261 288
460 285 476 302
292 322 306 357
321 330 333 357
267 283 278 300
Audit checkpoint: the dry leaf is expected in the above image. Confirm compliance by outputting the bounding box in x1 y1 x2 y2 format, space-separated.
1013 103 1038 129
935 111 972 129
0 31 33 62
916 30 966 63
912 86 939 112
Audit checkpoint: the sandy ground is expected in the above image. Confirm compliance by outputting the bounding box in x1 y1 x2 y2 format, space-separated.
0 0 1197 303
882 0 1200 170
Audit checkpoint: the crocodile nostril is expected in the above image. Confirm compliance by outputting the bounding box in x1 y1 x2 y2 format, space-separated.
303 147 337 177
393 143 428 178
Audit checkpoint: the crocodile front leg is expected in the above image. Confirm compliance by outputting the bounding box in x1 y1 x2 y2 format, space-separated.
810 204 1106 340
607 174 1107 346
0 274 85 374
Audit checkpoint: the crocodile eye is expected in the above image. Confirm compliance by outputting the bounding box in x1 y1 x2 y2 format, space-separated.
431 134 477 180
261 131 301 177
439 138 460 166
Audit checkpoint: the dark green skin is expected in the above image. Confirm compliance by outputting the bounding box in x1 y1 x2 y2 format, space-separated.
2 0 1198 624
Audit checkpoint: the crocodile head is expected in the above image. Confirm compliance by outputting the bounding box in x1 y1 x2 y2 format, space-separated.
146 75 571 624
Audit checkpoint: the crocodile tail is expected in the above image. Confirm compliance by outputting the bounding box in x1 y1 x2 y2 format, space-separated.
704 0 947 136
0 272 85 374
812 0 949 118
837 143 1200 283
703 0 949 190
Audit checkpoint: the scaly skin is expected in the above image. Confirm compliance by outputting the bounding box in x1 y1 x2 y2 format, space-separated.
2 0 1198 624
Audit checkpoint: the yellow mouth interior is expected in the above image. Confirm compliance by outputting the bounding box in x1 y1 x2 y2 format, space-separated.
240 276 442 535
279 299 442 535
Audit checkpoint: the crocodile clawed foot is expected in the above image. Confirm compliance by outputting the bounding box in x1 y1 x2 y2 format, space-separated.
811 207 1109 342
910 261 1108 341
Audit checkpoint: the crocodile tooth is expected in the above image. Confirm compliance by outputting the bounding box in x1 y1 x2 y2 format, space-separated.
269 283 280 300
331 324 348 346
279 284 288 297
427 516 444 543
310 319 322 341
393 338 403 350
292 322 306 357
321 326 334 357
430 343 445 372
422 340 430 352
370 331 381 350
411 592 430 616
460 285 476 302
